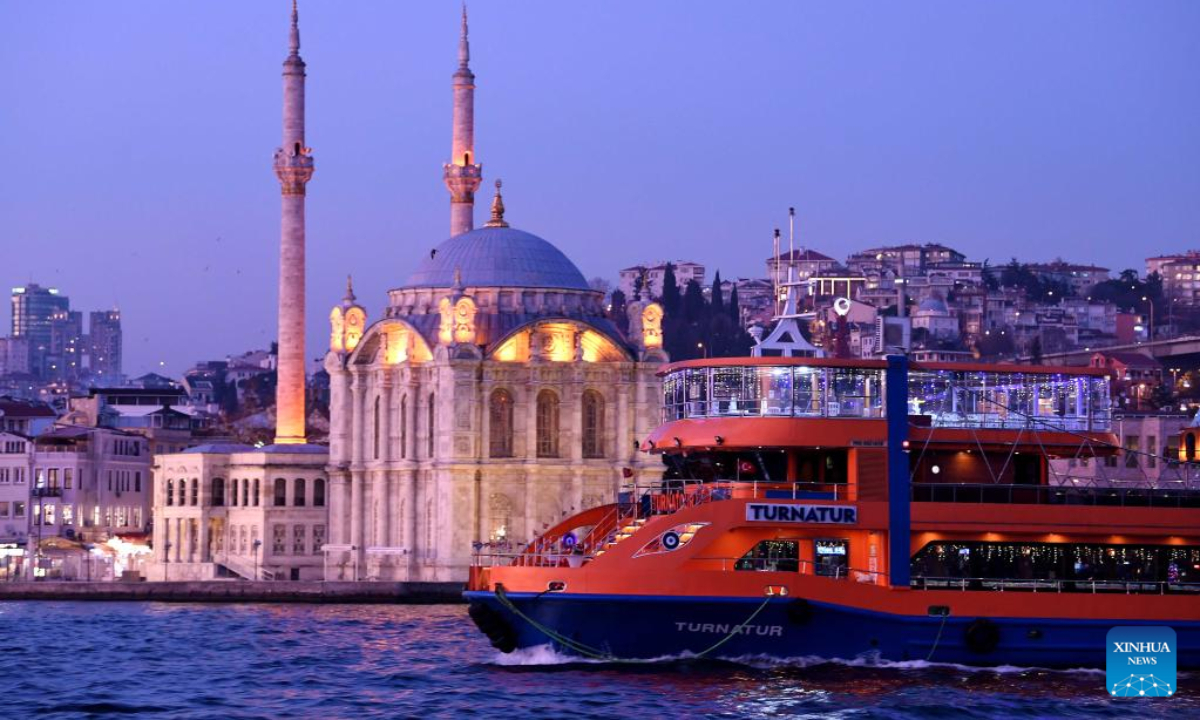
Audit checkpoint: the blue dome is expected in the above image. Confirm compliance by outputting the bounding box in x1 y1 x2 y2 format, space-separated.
406 226 590 291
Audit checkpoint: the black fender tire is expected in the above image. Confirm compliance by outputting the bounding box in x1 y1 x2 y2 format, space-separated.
964 618 1001 654
785 598 813 625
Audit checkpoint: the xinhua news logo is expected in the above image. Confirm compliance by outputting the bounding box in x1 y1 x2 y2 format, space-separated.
1106 626 1176 698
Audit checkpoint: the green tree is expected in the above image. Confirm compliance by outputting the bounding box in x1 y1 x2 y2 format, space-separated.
660 263 681 316
711 271 724 316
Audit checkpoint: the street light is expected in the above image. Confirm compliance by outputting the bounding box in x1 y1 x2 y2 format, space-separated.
1141 295 1155 340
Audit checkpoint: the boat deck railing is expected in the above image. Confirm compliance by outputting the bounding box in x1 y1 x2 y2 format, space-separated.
912 482 1200 508
912 576 1200 594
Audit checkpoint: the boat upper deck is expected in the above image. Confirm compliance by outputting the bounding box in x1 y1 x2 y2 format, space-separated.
660 357 1112 433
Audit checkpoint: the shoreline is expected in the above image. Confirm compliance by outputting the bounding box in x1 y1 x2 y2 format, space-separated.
0 580 465 604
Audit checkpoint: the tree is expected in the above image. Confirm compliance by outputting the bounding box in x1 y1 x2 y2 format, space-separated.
981 259 1000 291
608 288 629 336
728 284 741 324
1029 335 1043 364
711 271 724 316
660 263 681 316
683 279 707 324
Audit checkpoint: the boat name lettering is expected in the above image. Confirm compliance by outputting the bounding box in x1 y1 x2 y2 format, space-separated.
745 503 858 524
674 621 783 637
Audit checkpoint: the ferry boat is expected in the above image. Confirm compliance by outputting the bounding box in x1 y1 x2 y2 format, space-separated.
466 356 1200 667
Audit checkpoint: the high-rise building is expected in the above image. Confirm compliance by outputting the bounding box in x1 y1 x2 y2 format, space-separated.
11 284 69 379
88 310 123 382
49 309 84 380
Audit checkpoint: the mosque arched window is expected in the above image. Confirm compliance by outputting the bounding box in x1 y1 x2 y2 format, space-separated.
211 478 225 507
582 390 605 459
230 478 238 507
243 479 251 507
294 478 306 507
373 396 381 460
178 479 187 507
537 390 560 458
489 389 515 458
191 478 200 506
400 395 408 459
166 478 174 506
313 478 326 507
274 478 287 507
253 478 260 506
428 393 436 458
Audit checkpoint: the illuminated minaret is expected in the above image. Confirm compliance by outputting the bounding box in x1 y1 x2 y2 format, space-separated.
443 4 482 237
273 0 315 445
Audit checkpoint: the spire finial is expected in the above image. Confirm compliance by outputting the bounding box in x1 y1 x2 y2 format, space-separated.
458 2 470 69
289 0 301 55
344 274 356 304
485 179 508 228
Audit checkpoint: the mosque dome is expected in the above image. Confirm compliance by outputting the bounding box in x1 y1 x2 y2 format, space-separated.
406 225 591 291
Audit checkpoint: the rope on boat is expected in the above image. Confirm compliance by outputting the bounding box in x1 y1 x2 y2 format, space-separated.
494 585 775 662
925 611 949 662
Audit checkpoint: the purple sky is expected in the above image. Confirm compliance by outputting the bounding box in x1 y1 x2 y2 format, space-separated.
2 1 1197 376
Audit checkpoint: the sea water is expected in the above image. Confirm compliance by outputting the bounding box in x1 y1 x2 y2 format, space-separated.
0 602 1193 719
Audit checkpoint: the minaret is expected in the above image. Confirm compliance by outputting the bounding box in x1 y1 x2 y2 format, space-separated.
273 0 315 445
443 4 483 237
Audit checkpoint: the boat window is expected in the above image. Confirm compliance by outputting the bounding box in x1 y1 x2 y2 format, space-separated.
911 540 1200 586
815 539 849 578
735 540 799 572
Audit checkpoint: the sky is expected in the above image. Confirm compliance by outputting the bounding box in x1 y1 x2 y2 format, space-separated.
1 1 1197 377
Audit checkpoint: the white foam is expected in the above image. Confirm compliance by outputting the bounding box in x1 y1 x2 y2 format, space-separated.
489 645 1105 675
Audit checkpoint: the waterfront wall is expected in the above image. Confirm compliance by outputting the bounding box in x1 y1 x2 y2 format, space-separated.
0 581 463 604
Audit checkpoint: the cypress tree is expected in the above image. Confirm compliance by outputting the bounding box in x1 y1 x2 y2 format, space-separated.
711 271 724 315
661 263 681 316
728 283 740 324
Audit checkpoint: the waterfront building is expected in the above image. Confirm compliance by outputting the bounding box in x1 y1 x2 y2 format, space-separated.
62 386 203 456
618 261 706 301
147 2 329 582
1053 411 1188 487
29 425 152 544
0 431 32 551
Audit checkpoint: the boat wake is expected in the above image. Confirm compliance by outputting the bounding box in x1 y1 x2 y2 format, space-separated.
489 644 1106 676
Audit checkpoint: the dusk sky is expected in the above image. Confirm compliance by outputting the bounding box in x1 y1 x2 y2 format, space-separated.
2 1 1197 376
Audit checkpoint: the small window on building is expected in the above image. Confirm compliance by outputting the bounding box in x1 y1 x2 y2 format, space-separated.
274 478 287 507
582 390 605 458
212 477 225 507
488 389 514 458
294 478 306 507
536 390 560 458
166 478 175 506
313 479 326 507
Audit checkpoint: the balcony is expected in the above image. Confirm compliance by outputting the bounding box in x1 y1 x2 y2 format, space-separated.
32 486 63 498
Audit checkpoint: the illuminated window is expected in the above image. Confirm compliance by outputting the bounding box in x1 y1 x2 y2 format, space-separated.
488 389 514 458
582 390 605 458
536 390 560 458
166 478 175 506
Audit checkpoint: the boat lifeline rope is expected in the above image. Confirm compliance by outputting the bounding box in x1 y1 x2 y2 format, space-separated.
493 585 775 662
925 611 949 662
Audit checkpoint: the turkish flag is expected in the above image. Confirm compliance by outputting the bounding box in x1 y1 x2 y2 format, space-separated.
738 459 757 475
622 467 634 478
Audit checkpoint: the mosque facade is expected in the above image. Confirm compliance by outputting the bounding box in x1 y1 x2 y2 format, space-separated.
322 10 666 583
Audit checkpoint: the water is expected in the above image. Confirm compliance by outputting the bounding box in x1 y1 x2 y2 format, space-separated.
0 602 1193 719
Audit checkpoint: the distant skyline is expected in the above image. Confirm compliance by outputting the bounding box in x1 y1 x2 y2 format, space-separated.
2 1 1197 376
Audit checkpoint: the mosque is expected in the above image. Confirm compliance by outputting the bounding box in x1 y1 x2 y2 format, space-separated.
147 4 666 584
323 8 667 583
